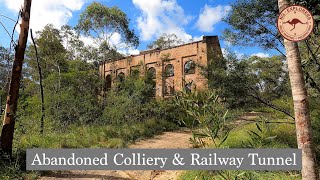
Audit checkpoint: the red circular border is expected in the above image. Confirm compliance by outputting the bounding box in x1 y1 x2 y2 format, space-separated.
276 5 314 42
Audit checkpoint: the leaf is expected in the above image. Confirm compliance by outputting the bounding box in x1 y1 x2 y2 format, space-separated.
236 172 246 177
266 136 277 140
218 130 230 147
193 133 209 138
256 123 262 132
249 130 260 138
223 110 229 120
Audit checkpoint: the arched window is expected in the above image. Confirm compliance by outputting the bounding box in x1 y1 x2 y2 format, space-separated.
165 64 174 77
184 60 195 74
117 72 125 82
147 67 156 79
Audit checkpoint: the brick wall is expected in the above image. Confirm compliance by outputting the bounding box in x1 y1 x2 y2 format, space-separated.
99 36 222 97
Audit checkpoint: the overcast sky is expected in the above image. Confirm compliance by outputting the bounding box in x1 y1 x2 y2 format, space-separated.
0 0 276 58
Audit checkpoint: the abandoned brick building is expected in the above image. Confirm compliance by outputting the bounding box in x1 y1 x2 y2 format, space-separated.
99 36 223 97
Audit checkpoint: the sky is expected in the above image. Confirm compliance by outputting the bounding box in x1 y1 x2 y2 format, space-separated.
0 0 277 58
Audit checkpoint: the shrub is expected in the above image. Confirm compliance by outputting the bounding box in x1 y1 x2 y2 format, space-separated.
175 90 230 148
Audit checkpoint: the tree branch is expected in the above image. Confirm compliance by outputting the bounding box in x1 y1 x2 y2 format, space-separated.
233 73 295 120
305 71 320 93
248 93 294 119
305 40 320 69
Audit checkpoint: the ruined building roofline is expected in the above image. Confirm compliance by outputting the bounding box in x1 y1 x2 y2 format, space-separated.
101 35 219 64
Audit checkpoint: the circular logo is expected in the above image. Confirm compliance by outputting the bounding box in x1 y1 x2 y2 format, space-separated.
277 5 314 42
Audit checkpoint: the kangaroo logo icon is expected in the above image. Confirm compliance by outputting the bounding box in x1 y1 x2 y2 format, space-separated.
277 5 314 42
283 18 307 31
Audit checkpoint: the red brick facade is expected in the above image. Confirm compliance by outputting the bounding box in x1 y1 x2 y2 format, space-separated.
99 36 222 97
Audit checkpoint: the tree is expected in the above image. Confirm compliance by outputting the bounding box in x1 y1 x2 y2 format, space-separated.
27 24 68 79
30 29 45 134
42 60 102 125
0 0 32 155
299 34 320 94
0 46 12 93
204 50 292 117
147 33 184 50
0 46 12 115
224 0 320 94
223 0 284 55
278 0 319 179
76 2 139 60
248 55 290 99
60 25 86 61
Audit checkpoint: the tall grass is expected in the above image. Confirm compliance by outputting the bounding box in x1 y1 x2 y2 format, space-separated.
0 118 177 179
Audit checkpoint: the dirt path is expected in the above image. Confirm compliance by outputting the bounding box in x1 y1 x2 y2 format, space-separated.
39 129 192 180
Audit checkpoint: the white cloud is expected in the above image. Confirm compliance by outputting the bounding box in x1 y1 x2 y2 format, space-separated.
79 35 97 47
191 35 203 42
2 0 141 57
132 0 193 42
109 33 121 47
196 5 231 32
2 0 85 32
251 53 270 58
80 32 139 56
118 48 140 56
128 49 140 55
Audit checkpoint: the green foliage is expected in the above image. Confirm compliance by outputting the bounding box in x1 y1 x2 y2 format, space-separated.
17 60 102 127
270 96 294 118
224 0 320 97
0 46 12 93
223 0 282 51
0 4 183 179
101 71 186 127
0 149 39 179
248 56 291 99
299 34 320 97
179 170 301 180
60 25 87 61
205 51 252 108
224 0 319 53
310 97 320 163
175 90 230 148
27 24 68 79
45 62 101 125
76 2 139 60
1 118 176 179
179 118 299 180
147 33 184 49
292 0 320 28
101 73 154 124
242 119 277 148
223 119 296 149
205 50 291 110
16 119 176 149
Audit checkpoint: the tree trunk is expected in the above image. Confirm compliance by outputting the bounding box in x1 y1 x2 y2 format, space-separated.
278 0 319 179
30 29 45 134
0 0 32 155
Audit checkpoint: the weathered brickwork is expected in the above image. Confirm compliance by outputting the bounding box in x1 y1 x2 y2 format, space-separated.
99 36 222 97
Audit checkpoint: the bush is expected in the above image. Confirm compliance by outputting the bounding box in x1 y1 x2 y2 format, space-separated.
175 90 230 148
0 150 39 179
310 97 320 163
